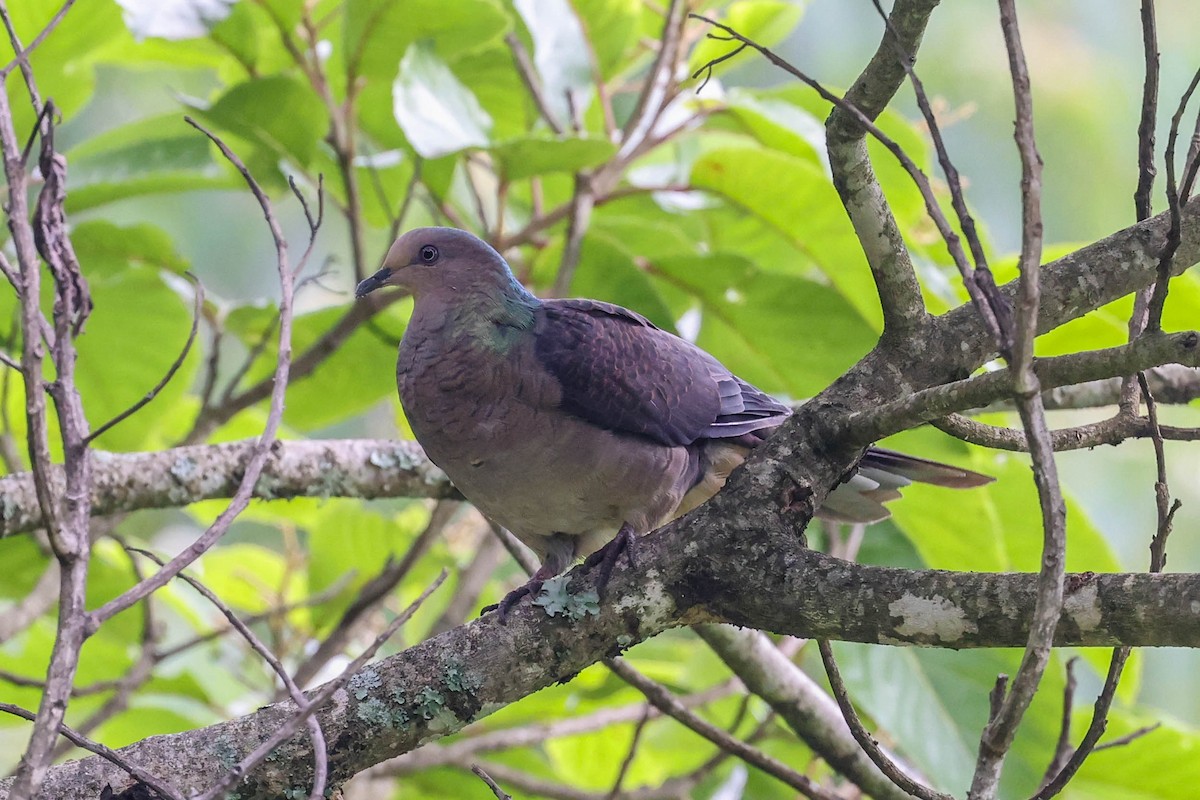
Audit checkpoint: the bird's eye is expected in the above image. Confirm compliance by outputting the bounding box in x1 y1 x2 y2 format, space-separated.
419 245 439 264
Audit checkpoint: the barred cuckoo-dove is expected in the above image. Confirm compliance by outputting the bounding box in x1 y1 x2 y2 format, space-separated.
356 227 992 618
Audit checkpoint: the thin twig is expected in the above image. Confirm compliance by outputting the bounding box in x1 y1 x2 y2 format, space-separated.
551 173 595 296
689 12 1009 349
471 764 514 800
1141 373 1182 571
605 656 841 800
969 7 1064 794
86 274 204 444
192 570 446 800
505 32 563 134
817 640 952 800
0 0 78 83
85 117 311 633
290 500 454 690
130 547 329 800
1037 657 1078 791
0 702 185 800
606 707 652 800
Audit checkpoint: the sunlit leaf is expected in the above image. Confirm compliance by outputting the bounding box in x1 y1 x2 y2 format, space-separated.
202 74 330 167
393 41 493 158
489 135 616 180
114 0 237 40
513 0 593 125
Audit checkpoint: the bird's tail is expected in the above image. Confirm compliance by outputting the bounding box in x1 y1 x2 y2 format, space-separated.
817 446 993 524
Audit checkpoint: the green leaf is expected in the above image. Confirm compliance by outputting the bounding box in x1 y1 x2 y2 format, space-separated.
721 89 826 164
691 146 883 329
196 543 291 614
114 0 238 40
224 300 406 431
72 220 191 275
831 643 1070 797
884 426 1123 574
0 0 124 134
306 500 432 628
1067 714 1200 799
393 41 493 158
653 253 877 397
490 135 616 180
688 0 807 77
202 74 330 167
72 250 200 452
571 0 643 80
513 0 594 126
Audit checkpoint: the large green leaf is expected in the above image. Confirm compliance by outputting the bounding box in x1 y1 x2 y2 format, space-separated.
691 146 884 329
201 74 330 167
223 299 407 431
653 252 876 397
71 225 200 451
884 426 1123 574
347 0 509 83
393 42 493 159
0 0 124 135
490 135 616 180
831 643 1071 797
513 0 593 127
571 0 644 80
1065 713 1200 800
688 0 807 76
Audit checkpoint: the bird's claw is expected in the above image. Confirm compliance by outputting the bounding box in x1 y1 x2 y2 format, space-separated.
582 522 637 598
483 578 545 625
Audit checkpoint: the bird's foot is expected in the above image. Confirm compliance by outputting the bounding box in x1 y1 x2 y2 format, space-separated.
581 522 638 598
482 577 545 625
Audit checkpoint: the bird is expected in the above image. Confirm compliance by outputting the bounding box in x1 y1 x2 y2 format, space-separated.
355 227 992 619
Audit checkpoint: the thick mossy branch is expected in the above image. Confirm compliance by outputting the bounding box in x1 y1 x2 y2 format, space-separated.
3 522 1197 800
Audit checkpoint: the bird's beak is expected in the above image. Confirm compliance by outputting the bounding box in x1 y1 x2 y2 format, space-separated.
355 267 393 298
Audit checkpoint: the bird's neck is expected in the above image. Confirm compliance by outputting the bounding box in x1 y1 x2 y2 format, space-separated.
418 276 538 354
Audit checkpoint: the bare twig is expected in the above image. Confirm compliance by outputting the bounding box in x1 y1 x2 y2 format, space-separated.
290 500 455 689
192 570 446 800
130 547 329 800
505 32 563 134
84 118 311 633
605 707 651 800
619 0 685 158
551 173 596 296
1038 657 1078 791
604 656 840 800
1091 723 1162 752
1133 0 1159 223
0 702 185 800
4 73 95 800
471 764 514 800
86 275 204 444
969 7 1064 795
690 12 1010 349
817 640 951 800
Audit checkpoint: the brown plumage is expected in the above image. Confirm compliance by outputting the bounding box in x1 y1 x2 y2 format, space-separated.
356 227 992 616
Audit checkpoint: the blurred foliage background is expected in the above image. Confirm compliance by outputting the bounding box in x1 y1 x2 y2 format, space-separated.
1 0 1200 798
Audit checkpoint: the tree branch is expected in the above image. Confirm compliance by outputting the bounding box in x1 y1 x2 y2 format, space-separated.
5 532 1199 799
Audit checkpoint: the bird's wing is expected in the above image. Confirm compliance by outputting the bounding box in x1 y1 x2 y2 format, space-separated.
534 299 789 447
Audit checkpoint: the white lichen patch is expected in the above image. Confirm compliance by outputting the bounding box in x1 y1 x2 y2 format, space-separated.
889 593 977 642
613 568 674 630
1063 582 1102 631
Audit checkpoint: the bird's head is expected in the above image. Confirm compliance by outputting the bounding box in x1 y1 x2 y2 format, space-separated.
354 227 515 299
